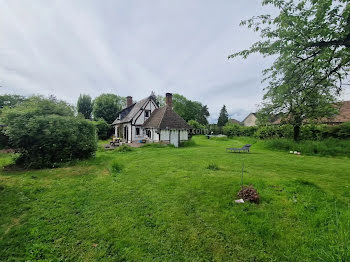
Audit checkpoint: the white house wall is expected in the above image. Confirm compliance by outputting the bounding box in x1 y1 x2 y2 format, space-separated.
180 130 189 141
133 100 158 125
243 114 257 127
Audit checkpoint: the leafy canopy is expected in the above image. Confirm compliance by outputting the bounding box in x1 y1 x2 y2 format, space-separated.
77 94 93 119
92 94 125 124
230 0 350 140
172 94 209 125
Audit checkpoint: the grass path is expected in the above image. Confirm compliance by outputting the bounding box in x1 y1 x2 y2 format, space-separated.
0 136 349 261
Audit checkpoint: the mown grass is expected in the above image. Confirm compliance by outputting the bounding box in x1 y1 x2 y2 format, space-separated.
0 136 349 261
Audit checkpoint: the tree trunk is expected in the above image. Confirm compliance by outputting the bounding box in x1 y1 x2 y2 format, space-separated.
293 125 301 141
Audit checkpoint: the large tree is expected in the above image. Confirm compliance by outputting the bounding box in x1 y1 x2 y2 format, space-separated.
92 94 125 124
230 0 350 140
172 94 209 125
77 94 93 119
0 94 26 108
217 105 229 127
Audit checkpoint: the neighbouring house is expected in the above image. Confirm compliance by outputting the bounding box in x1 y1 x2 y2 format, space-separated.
112 93 190 147
242 113 257 127
229 119 241 125
273 101 350 125
323 101 350 124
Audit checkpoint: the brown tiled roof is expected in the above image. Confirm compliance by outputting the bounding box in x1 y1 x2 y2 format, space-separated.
229 119 242 125
273 101 350 124
143 106 191 129
324 101 350 123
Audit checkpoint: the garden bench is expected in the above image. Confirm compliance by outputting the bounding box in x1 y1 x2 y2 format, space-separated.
226 144 251 153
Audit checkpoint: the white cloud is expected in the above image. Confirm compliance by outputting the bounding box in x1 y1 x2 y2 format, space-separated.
1 0 348 122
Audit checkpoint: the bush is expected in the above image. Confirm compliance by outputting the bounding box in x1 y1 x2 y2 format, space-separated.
254 125 293 139
2 96 97 168
0 127 9 149
238 185 260 204
93 119 113 140
223 123 257 137
327 122 350 139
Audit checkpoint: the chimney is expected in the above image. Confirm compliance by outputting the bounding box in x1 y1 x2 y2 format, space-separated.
127 96 133 107
165 93 173 108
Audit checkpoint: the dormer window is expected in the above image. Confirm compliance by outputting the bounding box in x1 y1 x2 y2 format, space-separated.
117 114 121 120
145 110 151 118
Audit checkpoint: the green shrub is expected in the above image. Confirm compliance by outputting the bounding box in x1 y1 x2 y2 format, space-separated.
207 163 219 171
254 125 293 139
300 124 328 140
93 119 113 140
2 96 97 168
110 160 123 174
327 122 350 139
0 127 9 149
188 120 206 130
223 123 257 137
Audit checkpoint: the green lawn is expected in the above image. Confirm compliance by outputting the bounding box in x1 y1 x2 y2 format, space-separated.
0 136 349 261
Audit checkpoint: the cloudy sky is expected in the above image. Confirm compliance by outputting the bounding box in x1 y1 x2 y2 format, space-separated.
1 0 349 123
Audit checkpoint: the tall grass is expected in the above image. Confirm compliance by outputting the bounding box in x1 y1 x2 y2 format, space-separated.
263 138 350 157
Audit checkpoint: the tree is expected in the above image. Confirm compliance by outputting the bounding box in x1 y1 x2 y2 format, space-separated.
0 94 26 108
92 94 125 124
217 105 229 127
230 0 350 140
77 94 93 119
2 96 97 168
172 94 209 125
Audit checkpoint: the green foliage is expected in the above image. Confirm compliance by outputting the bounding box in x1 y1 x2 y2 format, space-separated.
92 94 125 124
2 96 97 168
207 163 219 171
217 105 229 127
93 119 112 140
263 138 350 157
172 94 209 125
141 143 172 148
327 122 350 139
77 94 93 119
0 94 26 108
254 125 294 139
223 123 258 137
231 0 350 140
188 119 205 130
0 127 9 149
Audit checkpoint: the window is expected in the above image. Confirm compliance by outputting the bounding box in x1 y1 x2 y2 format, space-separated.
145 110 150 117
146 130 151 138
136 127 140 136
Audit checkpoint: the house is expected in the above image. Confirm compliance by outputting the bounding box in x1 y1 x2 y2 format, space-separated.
242 113 257 127
229 119 242 125
112 93 190 147
273 101 350 125
323 101 350 124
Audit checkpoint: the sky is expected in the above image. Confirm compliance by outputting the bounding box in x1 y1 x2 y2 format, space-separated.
1 0 349 123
